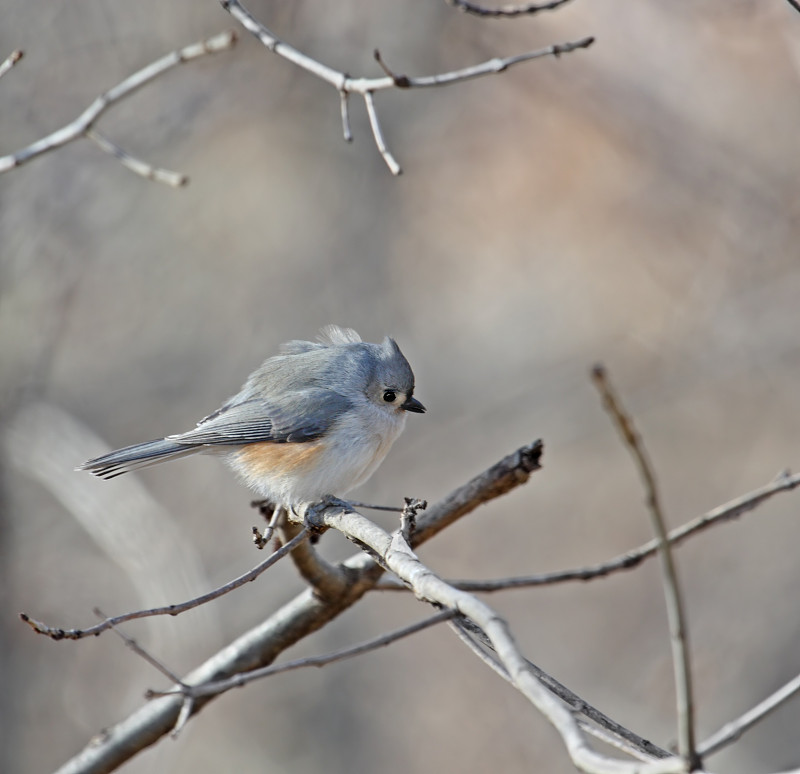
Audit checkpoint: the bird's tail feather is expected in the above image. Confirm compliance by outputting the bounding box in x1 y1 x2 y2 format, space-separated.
77 438 199 479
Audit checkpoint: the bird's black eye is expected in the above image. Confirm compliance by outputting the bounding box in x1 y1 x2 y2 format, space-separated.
383 390 397 403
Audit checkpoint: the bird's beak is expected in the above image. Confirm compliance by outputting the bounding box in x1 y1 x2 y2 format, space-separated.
402 396 426 413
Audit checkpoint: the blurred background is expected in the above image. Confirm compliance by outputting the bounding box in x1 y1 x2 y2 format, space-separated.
2 1 800 772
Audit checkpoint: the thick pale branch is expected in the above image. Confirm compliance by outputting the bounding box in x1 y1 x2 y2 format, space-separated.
220 0 592 173
0 31 236 185
52 441 542 774
592 366 698 769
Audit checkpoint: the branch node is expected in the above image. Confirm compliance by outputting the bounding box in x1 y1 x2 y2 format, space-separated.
0 49 24 80
374 49 411 88
400 497 427 542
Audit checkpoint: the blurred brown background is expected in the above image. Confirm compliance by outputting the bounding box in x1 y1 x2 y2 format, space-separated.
2 1 800 772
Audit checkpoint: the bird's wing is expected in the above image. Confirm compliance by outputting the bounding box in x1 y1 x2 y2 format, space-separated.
170 389 353 446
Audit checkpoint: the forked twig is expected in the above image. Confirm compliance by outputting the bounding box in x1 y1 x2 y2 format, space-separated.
220 0 592 174
0 31 237 185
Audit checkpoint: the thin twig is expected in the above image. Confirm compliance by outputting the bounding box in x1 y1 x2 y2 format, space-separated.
363 90 401 175
85 130 188 187
446 0 574 18
591 365 699 770
339 90 353 142
373 469 800 592
20 528 308 640
149 609 457 701
347 500 404 512
0 31 236 185
221 0 592 173
0 49 23 80
698 669 800 757
252 501 283 549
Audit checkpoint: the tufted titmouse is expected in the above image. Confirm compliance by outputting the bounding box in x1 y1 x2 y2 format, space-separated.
79 326 425 506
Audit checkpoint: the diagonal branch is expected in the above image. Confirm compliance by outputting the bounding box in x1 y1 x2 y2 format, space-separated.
698 668 800 757
373 469 800 592
449 619 673 760
20 527 309 640
220 0 593 174
149 609 457 701
591 365 699 771
0 31 237 186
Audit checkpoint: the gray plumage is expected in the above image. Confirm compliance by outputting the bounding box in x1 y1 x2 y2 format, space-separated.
78 325 424 503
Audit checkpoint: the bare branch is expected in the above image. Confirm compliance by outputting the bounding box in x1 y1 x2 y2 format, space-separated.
220 0 593 173
20 527 308 640
372 469 800 592
150 609 457 700
412 439 543 544
0 49 23 80
446 0 575 19
300 503 688 774
450 619 672 761
698 668 800 757
591 365 699 770
0 31 236 185
51 441 542 774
